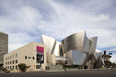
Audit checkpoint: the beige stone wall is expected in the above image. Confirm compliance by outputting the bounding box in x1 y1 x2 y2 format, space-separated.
4 42 47 72
47 54 56 65
32 42 47 71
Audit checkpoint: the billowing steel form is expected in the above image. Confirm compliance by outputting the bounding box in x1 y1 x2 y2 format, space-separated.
41 35 61 56
41 35 56 55
66 50 87 65
41 35 65 65
62 31 92 54
41 31 104 68
61 31 99 66
95 52 105 66
89 37 98 55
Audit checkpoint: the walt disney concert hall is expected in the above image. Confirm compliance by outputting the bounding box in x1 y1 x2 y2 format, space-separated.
41 30 104 69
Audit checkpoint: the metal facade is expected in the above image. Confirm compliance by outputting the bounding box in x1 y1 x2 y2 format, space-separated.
40 31 104 68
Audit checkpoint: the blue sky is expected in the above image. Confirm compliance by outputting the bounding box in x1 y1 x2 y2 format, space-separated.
0 0 116 62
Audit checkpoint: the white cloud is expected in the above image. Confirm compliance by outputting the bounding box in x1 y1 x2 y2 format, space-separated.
111 55 116 63
96 49 102 53
0 2 43 52
8 43 25 52
8 33 35 51
91 14 110 21
108 48 116 51
0 6 42 33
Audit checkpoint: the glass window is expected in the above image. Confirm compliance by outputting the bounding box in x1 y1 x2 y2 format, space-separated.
10 56 11 59
8 61 9 64
33 57 34 60
36 54 44 64
28 57 31 59
10 66 11 69
13 60 14 64
8 57 9 60
15 60 18 63
15 66 17 69
8 66 9 69
12 55 14 58
15 53 18 58
13 66 14 69
10 61 11 64
36 65 41 69
5 57 7 60
25 56 27 59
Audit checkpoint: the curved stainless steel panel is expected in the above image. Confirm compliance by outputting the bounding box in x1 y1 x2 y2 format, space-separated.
95 52 102 60
95 52 104 66
41 35 61 56
62 31 85 53
62 30 91 54
53 41 61 56
66 50 87 65
83 33 92 54
89 37 98 55
41 35 56 54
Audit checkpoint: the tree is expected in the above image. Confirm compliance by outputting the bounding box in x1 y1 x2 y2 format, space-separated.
0 64 3 67
104 61 112 68
112 63 116 68
18 63 27 72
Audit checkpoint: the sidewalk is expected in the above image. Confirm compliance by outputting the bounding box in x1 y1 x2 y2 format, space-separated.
0 70 4 73
42 70 65 72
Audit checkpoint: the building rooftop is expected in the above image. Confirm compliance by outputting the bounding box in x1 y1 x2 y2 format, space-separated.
102 54 112 58
0 32 8 35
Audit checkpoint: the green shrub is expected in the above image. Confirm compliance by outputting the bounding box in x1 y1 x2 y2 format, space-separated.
0 64 3 67
18 63 30 72
112 63 116 68
18 63 27 72
104 61 112 68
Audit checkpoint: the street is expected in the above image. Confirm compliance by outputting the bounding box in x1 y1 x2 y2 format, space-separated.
0 69 116 77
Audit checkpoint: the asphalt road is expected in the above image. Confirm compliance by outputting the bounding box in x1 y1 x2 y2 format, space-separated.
0 69 116 77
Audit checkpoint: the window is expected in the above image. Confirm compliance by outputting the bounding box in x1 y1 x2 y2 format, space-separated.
25 56 27 59
5 62 7 65
33 57 34 60
36 65 41 69
15 60 18 63
10 56 11 59
15 66 17 69
15 53 18 58
37 54 44 64
12 55 14 58
13 66 14 69
13 60 14 64
8 66 9 69
6 66 7 69
28 57 31 59
8 61 9 64
8 57 9 60
10 66 11 69
10 61 11 64
5 57 7 60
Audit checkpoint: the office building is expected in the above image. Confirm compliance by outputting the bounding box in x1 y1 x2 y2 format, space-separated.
4 42 47 72
0 32 8 64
